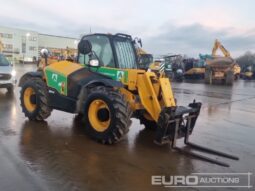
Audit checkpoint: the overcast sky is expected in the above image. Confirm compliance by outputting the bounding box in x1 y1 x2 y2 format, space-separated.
0 0 255 57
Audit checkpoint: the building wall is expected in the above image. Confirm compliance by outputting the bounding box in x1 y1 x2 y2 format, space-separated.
0 26 38 62
38 34 78 50
0 26 78 63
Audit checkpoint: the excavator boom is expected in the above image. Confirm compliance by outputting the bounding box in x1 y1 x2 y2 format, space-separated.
212 39 231 57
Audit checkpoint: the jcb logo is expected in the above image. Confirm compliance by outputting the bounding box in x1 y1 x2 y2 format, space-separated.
117 71 124 81
52 74 58 82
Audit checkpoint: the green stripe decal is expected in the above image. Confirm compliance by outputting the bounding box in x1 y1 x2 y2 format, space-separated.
45 68 68 95
86 65 128 83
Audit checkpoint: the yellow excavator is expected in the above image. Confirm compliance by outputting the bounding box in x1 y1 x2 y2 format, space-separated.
211 39 231 57
134 37 153 70
134 38 165 76
134 39 169 78
136 47 153 70
205 39 241 85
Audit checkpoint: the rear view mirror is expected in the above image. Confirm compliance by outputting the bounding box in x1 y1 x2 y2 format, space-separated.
40 49 49 58
133 37 142 48
78 40 92 55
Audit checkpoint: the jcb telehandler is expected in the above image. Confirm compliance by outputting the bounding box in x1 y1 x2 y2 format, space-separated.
19 33 238 166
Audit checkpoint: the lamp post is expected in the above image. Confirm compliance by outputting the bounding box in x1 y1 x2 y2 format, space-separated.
74 40 78 47
74 40 78 61
24 32 30 64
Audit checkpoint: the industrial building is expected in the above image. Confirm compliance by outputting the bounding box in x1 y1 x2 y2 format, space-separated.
0 26 78 63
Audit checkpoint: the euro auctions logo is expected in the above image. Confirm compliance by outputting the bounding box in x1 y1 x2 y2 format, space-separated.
151 173 253 188
152 175 199 186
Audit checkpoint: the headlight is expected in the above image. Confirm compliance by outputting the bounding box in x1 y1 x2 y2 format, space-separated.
11 70 16 76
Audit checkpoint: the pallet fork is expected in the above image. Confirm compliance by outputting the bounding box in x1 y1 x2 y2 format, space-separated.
155 101 239 167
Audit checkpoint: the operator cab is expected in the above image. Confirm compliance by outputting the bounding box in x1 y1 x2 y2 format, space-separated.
78 33 138 69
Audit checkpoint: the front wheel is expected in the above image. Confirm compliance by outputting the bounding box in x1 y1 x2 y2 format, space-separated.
83 86 132 144
20 78 52 120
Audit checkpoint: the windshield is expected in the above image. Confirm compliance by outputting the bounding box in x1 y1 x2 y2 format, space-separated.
0 54 10 66
113 37 137 69
78 35 115 67
78 35 137 69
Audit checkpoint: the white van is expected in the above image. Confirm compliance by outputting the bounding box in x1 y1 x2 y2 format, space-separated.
0 53 16 92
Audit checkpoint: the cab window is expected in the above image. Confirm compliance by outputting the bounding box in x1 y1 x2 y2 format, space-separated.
113 38 136 69
78 35 115 67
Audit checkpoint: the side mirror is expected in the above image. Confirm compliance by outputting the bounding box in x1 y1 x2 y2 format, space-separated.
40 48 50 66
138 38 142 48
89 59 99 67
40 48 49 58
133 37 142 48
78 40 92 55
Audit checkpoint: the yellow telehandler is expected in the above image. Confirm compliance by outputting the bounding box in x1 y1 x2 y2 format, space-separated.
19 33 238 166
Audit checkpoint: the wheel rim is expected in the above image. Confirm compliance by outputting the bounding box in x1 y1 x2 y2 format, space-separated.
88 99 111 132
23 87 36 112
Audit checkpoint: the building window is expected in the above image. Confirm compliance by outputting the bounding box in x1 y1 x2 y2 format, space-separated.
13 48 20 54
21 36 37 42
22 43 26 53
22 36 26 42
0 33 13 39
29 36 37 41
3 44 13 50
29 46 37 51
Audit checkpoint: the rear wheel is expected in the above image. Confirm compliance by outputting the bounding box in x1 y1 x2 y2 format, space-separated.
83 86 132 144
20 78 52 120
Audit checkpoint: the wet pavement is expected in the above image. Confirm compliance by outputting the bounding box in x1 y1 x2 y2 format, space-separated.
0 64 254 191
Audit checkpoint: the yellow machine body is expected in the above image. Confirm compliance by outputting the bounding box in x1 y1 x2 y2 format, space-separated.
119 69 176 121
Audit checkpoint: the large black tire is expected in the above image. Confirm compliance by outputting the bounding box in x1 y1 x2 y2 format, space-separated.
82 86 132 144
205 68 213 84
20 78 52 120
225 71 234 85
138 112 157 130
